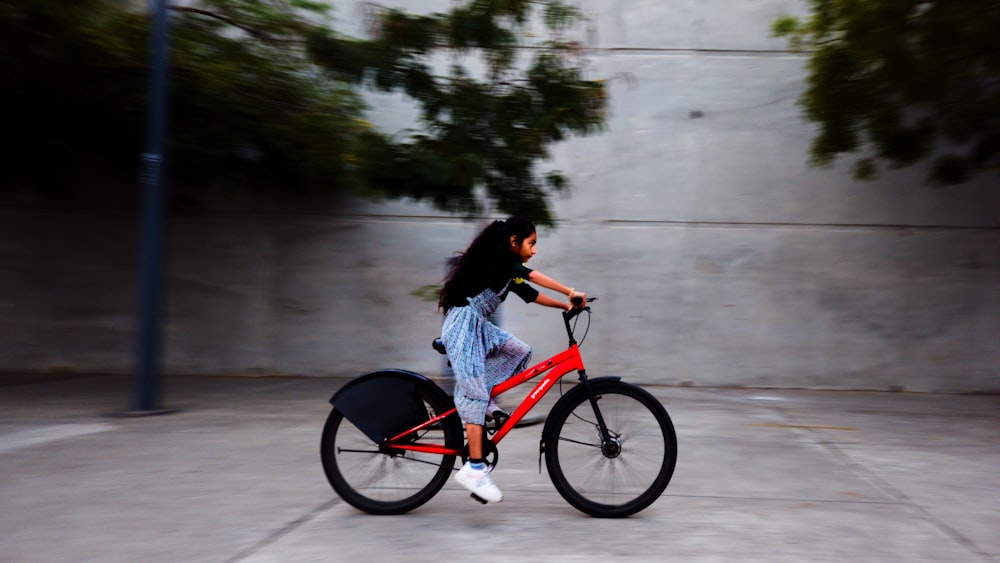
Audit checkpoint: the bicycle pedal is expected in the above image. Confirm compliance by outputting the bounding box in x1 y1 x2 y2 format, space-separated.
487 411 509 435
485 421 502 436
470 493 488 505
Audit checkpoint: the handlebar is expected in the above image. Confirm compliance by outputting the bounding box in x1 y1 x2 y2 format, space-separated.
563 296 597 322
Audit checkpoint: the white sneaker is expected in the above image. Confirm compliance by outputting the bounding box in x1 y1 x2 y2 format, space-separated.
454 462 503 503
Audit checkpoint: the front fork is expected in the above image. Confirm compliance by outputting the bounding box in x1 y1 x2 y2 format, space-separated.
577 370 614 444
537 370 615 471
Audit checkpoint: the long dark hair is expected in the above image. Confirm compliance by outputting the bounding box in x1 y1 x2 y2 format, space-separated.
438 216 536 313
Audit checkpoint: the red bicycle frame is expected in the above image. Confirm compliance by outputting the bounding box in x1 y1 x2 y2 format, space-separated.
385 343 587 455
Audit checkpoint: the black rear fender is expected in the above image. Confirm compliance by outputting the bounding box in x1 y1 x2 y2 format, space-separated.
330 369 455 444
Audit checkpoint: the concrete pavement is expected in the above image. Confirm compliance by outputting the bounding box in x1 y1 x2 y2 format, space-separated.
1 374 997 562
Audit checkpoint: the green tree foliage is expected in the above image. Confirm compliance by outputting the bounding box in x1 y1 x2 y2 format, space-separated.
772 1 999 185
308 1 606 223
0 0 606 224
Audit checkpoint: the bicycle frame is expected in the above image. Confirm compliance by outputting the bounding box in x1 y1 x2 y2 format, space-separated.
384 313 591 456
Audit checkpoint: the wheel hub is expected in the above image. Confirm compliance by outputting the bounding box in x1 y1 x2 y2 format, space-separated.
601 437 622 458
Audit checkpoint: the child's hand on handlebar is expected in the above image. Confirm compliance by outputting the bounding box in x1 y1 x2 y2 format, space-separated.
568 289 587 310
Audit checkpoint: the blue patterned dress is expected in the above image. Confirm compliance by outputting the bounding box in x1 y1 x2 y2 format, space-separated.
441 262 537 425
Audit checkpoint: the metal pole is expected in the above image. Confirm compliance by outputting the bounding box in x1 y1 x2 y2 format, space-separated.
132 0 172 413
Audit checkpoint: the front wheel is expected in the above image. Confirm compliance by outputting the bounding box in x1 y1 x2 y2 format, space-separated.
543 380 677 517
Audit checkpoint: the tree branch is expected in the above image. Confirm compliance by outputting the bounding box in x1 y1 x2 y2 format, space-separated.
170 5 304 45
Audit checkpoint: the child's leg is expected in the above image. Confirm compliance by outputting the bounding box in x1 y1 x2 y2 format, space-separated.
466 423 484 459
484 337 531 416
485 337 531 390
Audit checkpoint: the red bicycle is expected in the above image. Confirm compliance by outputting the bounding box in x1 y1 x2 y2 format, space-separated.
320 298 677 517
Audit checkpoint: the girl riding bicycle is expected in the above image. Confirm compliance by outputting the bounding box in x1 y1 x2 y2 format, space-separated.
438 216 585 503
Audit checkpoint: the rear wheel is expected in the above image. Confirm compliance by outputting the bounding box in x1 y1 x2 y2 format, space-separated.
544 380 677 517
321 382 462 514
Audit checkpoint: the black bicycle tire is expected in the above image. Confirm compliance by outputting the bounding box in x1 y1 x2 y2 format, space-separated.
320 382 462 515
544 380 677 518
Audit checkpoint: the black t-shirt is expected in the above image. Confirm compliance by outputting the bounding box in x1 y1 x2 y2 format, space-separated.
459 251 539 306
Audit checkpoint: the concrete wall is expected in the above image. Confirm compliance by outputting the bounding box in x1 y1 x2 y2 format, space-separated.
1 0 997 391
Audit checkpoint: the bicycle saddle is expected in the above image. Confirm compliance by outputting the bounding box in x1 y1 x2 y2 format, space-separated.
432 338 446 355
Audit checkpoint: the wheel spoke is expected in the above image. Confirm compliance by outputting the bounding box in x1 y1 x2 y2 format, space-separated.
557 436 602 449
336 447 381 455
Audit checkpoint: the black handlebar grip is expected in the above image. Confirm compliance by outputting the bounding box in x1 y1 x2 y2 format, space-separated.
571 295 584 306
